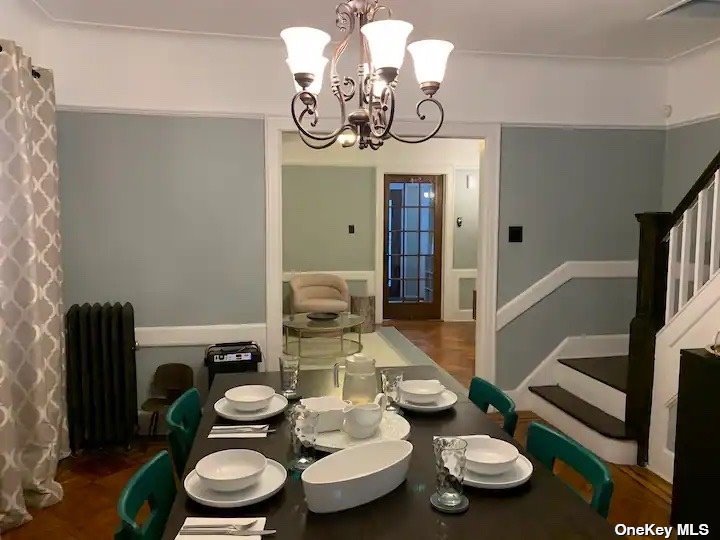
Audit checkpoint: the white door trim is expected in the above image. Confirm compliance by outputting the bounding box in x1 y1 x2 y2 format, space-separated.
265 117 502 382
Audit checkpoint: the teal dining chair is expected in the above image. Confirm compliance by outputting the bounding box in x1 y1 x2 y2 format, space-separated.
115 451 176 540
166 387 201 476
526 422 614 518
468 376 518 437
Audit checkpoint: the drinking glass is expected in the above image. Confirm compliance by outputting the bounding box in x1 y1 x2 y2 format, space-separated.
431 437 469 513
279 355 300 399
381 369 403 414
287 404 319 471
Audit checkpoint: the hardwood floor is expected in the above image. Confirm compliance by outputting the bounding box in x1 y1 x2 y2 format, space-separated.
4 320 670 539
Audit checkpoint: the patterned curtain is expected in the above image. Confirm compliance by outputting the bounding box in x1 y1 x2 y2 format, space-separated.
0 39 68 531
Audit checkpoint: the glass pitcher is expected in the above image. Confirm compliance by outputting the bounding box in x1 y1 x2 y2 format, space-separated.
333 354 379 404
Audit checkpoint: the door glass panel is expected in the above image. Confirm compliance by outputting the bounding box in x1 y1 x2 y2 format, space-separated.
403 232 419 255
420 208 433 231
404 183 420 207
387 232 402 255
388 255 402 279
419 279 432 302
402 255 420 280
404 279 419 299
421 183 435 207
404 208 419 230
420 232 434 255
387 279 402 302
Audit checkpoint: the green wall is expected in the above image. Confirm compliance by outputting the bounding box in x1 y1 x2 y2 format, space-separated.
282 165 375 271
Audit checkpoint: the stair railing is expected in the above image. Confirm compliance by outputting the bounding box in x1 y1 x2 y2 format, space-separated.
628 148 720 466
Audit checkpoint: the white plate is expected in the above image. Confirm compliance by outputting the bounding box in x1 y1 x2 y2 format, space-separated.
314 413 411 453
398 390 457 412
463 454 533 489
214 394 288 422
184 459 287 508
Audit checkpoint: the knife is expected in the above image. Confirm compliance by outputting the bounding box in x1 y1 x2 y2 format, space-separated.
177 528 276 536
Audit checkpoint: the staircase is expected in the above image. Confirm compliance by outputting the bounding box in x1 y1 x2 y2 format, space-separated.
528 356 637 464
526 149 720 471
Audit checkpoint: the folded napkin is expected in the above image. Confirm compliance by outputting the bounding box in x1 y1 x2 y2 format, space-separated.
176 517 266 539
207 425 268 439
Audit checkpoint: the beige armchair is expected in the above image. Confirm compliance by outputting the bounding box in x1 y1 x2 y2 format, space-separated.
290 273 350 314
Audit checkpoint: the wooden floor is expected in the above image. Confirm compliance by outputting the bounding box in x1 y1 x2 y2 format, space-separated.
4 320 671 539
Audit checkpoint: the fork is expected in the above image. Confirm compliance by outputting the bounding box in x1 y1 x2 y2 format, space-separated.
178 526 276 536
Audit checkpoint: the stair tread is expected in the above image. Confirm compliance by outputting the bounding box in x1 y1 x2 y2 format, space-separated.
529 385 632 440
558 356 628 393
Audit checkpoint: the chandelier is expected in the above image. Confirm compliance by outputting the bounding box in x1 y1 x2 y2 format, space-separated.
280 0 454 150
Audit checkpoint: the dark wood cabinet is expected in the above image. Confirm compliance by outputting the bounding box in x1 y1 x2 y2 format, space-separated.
671 348 720 529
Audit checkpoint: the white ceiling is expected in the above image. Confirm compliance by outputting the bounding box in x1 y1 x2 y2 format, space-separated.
31 0 720 60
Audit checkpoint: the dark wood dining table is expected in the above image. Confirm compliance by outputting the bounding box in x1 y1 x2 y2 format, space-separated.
162 366 615 539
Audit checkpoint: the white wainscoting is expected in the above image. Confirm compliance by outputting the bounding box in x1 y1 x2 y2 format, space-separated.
446 268 476 321
135 323 268 369
496 260 638 330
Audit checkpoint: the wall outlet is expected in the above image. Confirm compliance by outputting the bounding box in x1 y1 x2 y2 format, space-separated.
509 226 523 243
348 225 355 234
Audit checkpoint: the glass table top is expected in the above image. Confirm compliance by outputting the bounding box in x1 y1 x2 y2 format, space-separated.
283 313 365 331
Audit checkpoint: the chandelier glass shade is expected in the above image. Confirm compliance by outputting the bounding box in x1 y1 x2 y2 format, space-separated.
280 1 454 150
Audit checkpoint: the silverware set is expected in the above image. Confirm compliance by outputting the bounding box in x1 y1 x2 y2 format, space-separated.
210 424 276 434
178 522 276 536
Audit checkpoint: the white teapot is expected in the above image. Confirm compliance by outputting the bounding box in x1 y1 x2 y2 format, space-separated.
342 393 387 439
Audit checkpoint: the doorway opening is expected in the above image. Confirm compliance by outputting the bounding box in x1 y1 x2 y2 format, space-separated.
383 174 444 319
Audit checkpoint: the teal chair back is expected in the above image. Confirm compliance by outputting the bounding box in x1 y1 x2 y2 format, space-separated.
468 376 518 437
115 451 176 540
526 422 614 518
166 387 201 476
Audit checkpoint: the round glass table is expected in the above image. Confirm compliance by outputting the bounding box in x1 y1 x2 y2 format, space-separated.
283 313 365 359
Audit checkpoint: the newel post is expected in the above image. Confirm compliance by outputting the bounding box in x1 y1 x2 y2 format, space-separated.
626 212 673 465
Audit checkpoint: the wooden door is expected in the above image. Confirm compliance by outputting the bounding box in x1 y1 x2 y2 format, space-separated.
383 174 444 320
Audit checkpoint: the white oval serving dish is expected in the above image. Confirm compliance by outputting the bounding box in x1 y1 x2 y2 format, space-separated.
225 385 275 412
301 440 413 513
399 379 445 404
465 437 519 476
195 449 267 492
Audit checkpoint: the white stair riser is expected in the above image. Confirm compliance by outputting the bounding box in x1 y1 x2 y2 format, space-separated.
554 363 626 421
528 393 637 465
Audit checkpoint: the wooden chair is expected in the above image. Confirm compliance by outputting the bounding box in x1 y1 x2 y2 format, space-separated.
141 363 194 435
115 451 176 540
165 388 201 477
526 422 614 518
468 376 519 437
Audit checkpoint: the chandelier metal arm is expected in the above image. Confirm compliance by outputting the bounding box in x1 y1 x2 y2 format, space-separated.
388 97 445 144
291 91 348 142
367 86 395 140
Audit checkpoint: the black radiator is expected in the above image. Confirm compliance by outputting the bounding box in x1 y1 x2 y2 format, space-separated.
65 302 138 452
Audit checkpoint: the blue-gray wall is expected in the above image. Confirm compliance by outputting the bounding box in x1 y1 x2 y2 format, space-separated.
58 111 266 402
662 118 720 211
496 126 665 389
282 165 375 271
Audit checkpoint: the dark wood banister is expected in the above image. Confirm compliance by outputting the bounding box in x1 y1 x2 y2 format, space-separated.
667 147 720 233
628 146 720 466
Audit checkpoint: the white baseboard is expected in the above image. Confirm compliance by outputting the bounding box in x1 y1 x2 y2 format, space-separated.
508 334 629 411
528 392 637 464
496 261 638 330
135 323 268 369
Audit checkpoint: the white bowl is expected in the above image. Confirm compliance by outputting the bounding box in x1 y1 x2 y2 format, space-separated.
465 437 519 476
225 385 275 412
399 379 445 404
301 440 412 513
195 449 267 492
